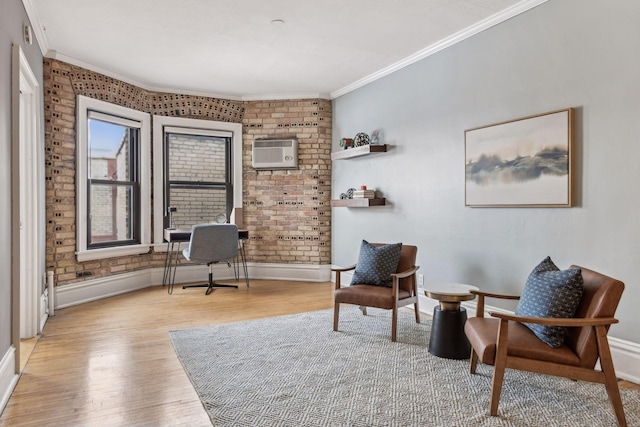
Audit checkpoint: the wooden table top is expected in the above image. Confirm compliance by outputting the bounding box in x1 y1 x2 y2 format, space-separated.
423 283 479 303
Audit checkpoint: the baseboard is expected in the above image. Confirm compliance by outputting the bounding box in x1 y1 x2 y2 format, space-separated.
248 263 331 282
0 346 18 416
607 336 640 384
55 270 154 309
154 262 331 286
56 263 332 309
39 291 48 332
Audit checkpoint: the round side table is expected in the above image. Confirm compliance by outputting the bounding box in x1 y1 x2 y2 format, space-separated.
424 283 479 359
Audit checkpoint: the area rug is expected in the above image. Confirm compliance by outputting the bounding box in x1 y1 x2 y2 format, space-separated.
169 308 640 426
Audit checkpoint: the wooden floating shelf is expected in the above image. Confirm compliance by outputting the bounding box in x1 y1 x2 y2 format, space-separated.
330 198 386 208
330 144 388 160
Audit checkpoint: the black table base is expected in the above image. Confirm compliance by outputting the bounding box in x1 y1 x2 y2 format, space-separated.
428 306 471 359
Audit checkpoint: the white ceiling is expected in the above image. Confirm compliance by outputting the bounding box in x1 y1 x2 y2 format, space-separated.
25 0 544 100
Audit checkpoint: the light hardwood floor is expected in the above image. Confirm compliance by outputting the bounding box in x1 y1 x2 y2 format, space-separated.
1 280 638 426
1 280 335 427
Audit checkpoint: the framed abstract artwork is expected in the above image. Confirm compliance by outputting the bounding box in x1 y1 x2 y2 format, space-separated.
465 108 573 207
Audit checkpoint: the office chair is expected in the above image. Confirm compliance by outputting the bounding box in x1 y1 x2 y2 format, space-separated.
182 223 240 295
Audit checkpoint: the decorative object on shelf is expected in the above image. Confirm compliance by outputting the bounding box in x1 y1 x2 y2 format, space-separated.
167 206 177 230
215 213 227 223
465 108 573 207
346 188 356 199
353 189 376 199
340 193 348 199
340 138 353 150
353 132 371 147
370 130 381 145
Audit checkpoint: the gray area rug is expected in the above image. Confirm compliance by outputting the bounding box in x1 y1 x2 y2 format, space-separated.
169 308 640 426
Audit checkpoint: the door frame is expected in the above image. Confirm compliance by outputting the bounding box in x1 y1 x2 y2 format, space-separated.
11 44 44 372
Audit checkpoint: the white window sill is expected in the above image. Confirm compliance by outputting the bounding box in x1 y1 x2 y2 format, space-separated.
76 244 152 262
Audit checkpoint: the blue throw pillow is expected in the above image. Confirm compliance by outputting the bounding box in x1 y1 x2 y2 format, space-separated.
515 256 584 348
350 241 402 287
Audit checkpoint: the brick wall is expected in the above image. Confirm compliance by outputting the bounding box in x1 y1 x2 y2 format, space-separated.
44 58 332 285
242 100 332 264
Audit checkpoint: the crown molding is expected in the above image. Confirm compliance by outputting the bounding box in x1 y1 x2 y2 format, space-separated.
27 0 546 102
242 92 331 101
46 51 329 102
21 0 49 55
46 51 246 101
330 0 548 99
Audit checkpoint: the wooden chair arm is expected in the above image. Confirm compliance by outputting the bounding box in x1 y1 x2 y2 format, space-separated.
489 311 619 327
471 290 521 300
472 289 520 318
334 265 419 293
390 265 419 280
331 264 356 273
332 264 356 290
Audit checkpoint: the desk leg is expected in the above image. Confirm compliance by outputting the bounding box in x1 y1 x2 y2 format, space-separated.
163 241 171 287
239 239 249 288
233 242 240 281
167 242 181 295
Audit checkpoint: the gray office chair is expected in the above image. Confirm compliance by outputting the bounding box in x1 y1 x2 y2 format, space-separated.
182 223 240 295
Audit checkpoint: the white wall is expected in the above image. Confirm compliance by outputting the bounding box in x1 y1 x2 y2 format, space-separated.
332 0 640 344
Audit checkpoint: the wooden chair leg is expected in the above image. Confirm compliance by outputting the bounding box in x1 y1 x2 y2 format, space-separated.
489 319 509 416
391 306 398 342
414 302 420 324
595 326 627 427
469 349 479 374
333 303 340 331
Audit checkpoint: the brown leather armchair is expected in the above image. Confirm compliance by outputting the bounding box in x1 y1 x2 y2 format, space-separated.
464 265 627 426
332 244 420 342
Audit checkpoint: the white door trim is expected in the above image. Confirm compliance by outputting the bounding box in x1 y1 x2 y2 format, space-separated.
12 44 44 372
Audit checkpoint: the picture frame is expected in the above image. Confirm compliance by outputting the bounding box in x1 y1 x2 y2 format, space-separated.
465 108 573 207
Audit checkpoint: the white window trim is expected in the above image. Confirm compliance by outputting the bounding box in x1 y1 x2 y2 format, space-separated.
76 95 151 262
152 116 243 251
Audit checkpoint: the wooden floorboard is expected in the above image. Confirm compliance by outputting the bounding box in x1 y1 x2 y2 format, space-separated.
1 279 638 426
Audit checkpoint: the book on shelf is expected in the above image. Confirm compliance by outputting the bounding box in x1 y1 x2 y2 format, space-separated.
352 190 376 199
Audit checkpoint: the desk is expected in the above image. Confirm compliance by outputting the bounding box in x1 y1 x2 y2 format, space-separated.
163 228 249 294
424 283 478 359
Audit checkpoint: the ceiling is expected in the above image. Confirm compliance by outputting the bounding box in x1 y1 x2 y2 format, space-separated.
25 0 542 100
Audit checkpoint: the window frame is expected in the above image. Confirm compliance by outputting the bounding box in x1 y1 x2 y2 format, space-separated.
87 118 139 249
152 116 243 250
76 95 151 262
164 128 232 227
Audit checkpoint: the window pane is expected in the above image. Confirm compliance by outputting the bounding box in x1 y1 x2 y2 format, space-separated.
168 134 227 182
169 187 227 229
90 183 133 244
89 118 131 181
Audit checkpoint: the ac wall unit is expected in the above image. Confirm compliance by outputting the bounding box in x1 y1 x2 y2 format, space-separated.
252 138 298 170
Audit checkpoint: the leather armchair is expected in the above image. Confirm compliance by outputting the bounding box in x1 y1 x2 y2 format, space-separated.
464 265 627 426
332 244 420 342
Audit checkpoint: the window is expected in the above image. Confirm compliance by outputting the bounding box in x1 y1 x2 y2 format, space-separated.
77 96 151 261
165 128 232 228
87 113 139 247
152 116 242 248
